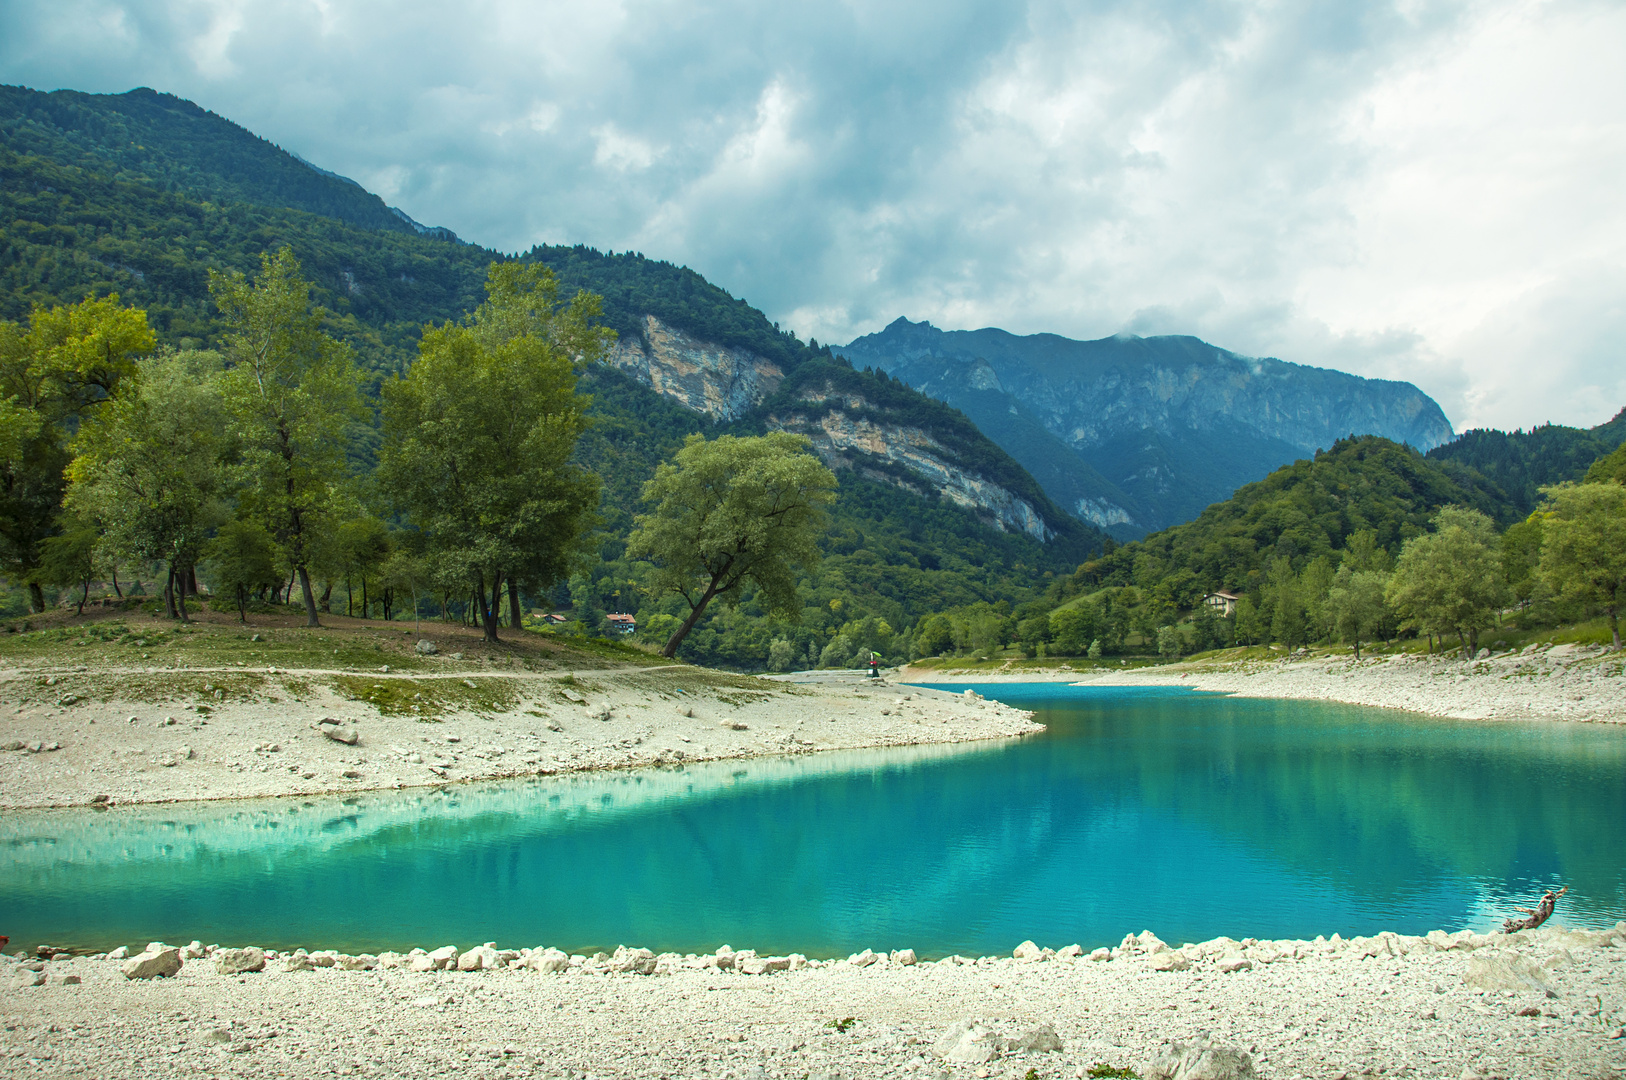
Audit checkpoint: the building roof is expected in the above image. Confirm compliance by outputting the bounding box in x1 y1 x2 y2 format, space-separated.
1206 589 1242 600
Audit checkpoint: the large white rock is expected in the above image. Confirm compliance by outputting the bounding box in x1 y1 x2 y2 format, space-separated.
1010 1023 1063 1053
214 948 266 975
526 948 570 974
457 945 500 971
1462 951 1552 993
1149 952 1191 972
1145 1036 1258 1080
1012 940 1043 960
121 944 182 980
933 1019 1002 1063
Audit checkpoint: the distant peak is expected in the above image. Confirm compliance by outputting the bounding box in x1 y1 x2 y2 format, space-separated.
883 316 931 332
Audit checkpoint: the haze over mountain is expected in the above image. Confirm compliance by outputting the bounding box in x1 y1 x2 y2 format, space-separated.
840 319 1454 538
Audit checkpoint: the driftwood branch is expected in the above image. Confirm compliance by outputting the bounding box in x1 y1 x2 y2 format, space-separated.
1501 885 1568 934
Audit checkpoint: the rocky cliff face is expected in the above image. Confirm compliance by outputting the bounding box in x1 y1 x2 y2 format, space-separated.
839 319 1457 537
608 315 784 421
773 404 1052 541
606 319 1071 541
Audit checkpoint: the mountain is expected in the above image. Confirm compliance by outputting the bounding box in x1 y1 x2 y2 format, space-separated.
0 84 1106 665
1081 435 1508 607
1425 409 1626 520
838 318 1456 539
0 84 457 239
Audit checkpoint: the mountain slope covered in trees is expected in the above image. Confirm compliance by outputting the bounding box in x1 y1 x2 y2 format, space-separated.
0 85 1104 665
1425 410 1626 519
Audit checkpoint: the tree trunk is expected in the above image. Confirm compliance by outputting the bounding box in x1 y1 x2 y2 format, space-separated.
28 581 45 613
173 563 191 623
1353 637 1361 661
362 576 368 619
508 580 523 629
297 566 320 627
346 575 352 617
77 578 88 616
186 565 199 599
662 579 723 658
237 584 247 623
163 569 177 619
111 567 123 598
474 571 500 642
1608 604 1620 650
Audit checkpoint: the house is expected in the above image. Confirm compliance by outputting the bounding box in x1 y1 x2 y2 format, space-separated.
1202 589 1242 617
604 613 636 636
539 613 571 626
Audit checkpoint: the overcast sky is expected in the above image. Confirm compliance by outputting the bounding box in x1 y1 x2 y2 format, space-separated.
4 0 1624 433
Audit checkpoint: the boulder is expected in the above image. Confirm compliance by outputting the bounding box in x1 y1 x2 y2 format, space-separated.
323 725 360 746
1056 944 1083 959
847 948 879 967
1010 1023 1063 1053
1149 952 1191 972
106 946 130 960
1088 948 1112 962
892 948 918 966
1463 951 1552 993
282 955 315 972
526 947 570 973
738 955 791 975
933 1019 1002 1063
1013 940 1043 960
424 945 459 970
1145 1035 1258 1080
215 948 266 975
458 945 500 971
121 944 183 979
1217 954 1253 973
416 640 438 655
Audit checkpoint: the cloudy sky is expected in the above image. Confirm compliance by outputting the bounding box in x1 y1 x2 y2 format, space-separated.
4 0 1624 432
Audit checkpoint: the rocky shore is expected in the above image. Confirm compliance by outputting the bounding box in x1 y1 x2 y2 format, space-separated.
908 641 1626 725
6 922 1623 1079
0 668 1037 809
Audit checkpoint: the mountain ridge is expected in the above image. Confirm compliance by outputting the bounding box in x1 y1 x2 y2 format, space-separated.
839 317 1455 538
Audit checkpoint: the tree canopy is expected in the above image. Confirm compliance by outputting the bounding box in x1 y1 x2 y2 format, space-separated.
627 432 837 657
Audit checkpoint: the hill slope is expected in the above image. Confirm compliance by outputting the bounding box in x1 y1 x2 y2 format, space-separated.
839 317 1456 538
1425 409 1626 519
0 88 1104 665
0 84 453 238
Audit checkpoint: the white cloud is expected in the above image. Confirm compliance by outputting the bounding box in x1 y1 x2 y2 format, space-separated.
1 0 1622 432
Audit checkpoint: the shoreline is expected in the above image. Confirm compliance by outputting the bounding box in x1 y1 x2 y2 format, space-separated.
8 922 1623 1079
0 665 1037 810
901 642 1626 725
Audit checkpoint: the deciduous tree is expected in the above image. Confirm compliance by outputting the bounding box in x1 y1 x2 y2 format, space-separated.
212 248 365 628
0 295 154 610
1386 506 1509 659
380 262 609 642
627 432 837 658
1537 483 1626 649
1325 565 1389 660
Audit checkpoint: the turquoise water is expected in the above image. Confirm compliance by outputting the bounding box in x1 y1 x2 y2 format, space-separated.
2 685 1622 957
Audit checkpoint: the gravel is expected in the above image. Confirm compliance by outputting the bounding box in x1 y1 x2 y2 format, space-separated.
4 924 1622 1079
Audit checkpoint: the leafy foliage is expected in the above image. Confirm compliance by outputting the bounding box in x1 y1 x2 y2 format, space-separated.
1426 409 1626 519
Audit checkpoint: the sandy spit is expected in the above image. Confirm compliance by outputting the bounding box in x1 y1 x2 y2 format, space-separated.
904 643 1626 724
5 925 1624 1080
0 666 1035 810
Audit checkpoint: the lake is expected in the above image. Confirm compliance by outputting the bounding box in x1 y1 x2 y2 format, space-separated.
2 684 1622 957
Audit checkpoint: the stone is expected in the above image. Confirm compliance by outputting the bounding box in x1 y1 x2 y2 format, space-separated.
847 948 879 967
933 1019 1002 1063
738 955 791 975
1013 940 1043 960
1057 944 1083 959
307 951 339 967
1136 930 1169 954
282 955 315 972
121 944 183 979
1217 954 1253 973
1462 951 1552 993
458 944 501 971
1149 952 1191 972
54 973 81 985
526 947 570 973
337 954 377 970
182 939 206 958
106 945 130 960
1010 1023 1063 1053
893 948 918 966
426 944 459 970
323 725 360 746
1088 948 1112 961
1 740 22 751
1144 1035 1258 1080
416 640 438 655
215 947 266 974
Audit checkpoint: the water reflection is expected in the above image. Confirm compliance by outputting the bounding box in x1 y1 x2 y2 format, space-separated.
0 686 1620 957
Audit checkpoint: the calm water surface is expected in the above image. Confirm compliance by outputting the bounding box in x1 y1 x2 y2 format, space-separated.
2 685 1622 957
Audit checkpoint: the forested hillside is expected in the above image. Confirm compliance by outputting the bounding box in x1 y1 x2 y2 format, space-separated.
1426 410 1626 518
0 89 1104 668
